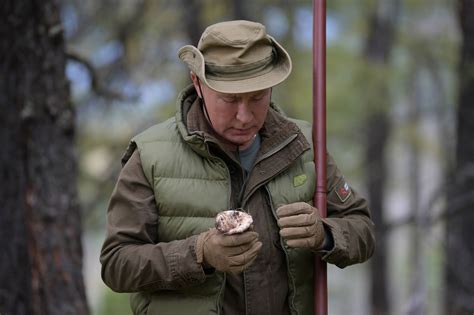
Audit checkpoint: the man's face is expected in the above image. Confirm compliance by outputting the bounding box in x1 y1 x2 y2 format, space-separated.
191 74 271 150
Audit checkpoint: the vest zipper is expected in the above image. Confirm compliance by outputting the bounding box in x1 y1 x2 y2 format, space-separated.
265 185 299 315
203 141 233 315
210 155 232 315
243 271 249 315
216 273 226 315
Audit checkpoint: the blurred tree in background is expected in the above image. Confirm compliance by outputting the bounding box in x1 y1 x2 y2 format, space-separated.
361 1 400 314
2 0 473 314
0 0 88 314
445 1 474 314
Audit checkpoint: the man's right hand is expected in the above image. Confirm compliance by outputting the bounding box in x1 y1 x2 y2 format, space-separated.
195 228 262 273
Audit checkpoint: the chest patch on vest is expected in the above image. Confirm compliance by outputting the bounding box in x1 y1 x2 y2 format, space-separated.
293 174 307 187
335 181 351 202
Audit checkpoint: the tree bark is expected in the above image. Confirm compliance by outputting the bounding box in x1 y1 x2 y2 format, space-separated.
0 1 89 314
445 1 474 314
363 1 400 315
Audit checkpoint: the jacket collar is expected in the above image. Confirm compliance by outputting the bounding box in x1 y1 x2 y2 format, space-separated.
175 85 310 166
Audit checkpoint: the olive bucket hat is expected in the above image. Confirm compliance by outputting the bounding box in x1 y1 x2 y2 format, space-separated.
178 20 292 94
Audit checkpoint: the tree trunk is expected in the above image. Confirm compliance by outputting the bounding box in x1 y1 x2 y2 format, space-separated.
445 1 474 314
181 0 203 46
406 68 426 315
363 1 400 315
230 0 248 20
0 1 89 314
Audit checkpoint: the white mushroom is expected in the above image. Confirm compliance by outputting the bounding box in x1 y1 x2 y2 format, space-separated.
215 210 253 235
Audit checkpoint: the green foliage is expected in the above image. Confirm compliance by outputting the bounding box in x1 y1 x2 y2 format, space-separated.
95 289 130 315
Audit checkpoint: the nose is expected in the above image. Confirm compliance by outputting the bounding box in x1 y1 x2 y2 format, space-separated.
235 102 253 124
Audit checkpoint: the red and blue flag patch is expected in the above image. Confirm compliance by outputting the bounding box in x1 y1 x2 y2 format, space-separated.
335 181 351 202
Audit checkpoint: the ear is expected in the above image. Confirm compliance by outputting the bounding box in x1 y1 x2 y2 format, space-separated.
190 72 202 98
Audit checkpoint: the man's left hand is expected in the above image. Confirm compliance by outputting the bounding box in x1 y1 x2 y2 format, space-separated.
276 202 325 250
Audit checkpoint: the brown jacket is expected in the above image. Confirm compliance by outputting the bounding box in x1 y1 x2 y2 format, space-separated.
100 88 375 315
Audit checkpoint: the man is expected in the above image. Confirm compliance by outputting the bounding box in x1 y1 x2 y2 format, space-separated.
100 20 375 315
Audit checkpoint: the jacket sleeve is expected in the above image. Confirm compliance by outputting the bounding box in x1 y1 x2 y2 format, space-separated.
318 154 376 268
100 150 207 293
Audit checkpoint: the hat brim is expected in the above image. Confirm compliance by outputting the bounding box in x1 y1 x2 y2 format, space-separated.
178 36 292 94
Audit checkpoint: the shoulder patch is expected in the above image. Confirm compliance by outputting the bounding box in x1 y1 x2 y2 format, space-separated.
293 174 307 187
335 181 351 202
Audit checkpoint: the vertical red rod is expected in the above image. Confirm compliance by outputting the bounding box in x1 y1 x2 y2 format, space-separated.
312 1 328 315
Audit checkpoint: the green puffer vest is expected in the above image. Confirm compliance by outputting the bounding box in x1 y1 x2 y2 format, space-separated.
129 97 316 315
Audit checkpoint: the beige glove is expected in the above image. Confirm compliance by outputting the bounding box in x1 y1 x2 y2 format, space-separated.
195 228 262 273
276 202 325 250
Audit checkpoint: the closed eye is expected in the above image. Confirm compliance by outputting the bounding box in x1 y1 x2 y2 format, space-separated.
251 94 265 102
219 94 238 103
223 97 238 103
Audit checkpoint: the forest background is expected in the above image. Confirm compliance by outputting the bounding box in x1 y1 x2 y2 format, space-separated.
1 0 473 315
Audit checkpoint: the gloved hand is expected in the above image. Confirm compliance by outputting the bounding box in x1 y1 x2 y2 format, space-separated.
276 202 325 250
195 228 262 273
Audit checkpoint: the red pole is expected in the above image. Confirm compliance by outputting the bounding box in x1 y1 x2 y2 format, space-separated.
312 1 328 315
